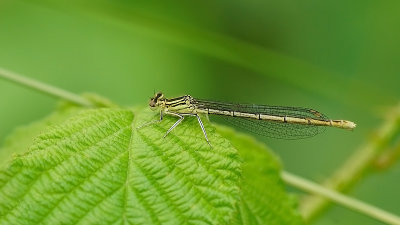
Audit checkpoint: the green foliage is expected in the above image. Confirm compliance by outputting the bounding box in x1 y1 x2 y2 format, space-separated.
0 100 303 225
217 126 303 225
0 104 80 167
0 94 116 167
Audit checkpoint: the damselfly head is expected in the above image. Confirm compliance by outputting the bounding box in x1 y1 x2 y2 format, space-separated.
149 92 164 110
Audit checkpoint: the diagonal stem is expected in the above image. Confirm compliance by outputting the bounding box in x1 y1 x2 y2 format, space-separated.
282 171 400 225
299 103 400 222
0 67 94 107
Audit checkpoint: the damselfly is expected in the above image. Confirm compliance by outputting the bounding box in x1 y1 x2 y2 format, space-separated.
139 92 356 146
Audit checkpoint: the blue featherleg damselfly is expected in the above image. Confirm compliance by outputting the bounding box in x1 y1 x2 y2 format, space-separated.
139 92 356 146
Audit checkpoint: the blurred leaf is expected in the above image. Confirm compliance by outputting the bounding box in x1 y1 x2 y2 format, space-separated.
216 125 304 225
26 0 396 110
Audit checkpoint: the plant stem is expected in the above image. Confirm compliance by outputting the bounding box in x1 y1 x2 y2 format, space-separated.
299 103 400 222
282 171 400 225
0 67 94 107
372 142 400 170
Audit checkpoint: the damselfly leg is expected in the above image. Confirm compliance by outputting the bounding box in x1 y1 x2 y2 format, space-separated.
137 110 163 129
164 112 212 147
138 110 212 147
163 112 184 138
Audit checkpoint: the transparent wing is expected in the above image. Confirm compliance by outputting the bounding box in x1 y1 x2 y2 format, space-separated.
193 98 329 139
220 116 326 139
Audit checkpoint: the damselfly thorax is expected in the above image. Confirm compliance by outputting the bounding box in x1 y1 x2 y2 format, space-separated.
139 92 356 147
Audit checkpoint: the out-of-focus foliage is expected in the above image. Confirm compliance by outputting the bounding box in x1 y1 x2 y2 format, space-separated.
0 0 399 224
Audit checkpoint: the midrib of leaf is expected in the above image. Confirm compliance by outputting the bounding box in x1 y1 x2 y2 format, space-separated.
121 114 134 225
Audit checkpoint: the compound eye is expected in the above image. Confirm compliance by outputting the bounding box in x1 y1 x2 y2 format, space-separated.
149 98 156 107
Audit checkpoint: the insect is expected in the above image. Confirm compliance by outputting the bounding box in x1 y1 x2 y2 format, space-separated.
139 92 356 146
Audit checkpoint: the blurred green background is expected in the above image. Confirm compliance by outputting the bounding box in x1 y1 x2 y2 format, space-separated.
0 0 399 224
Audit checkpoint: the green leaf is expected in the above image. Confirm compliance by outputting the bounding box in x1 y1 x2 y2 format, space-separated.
0 108 241 225
216 126 304 225
0 105 79 167
0 97 303 225
0 93 116 167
